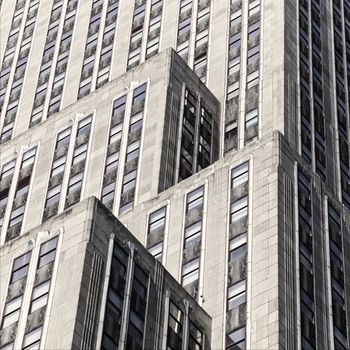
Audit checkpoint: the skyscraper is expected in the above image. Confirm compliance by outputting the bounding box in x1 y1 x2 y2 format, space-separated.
0 0 349 349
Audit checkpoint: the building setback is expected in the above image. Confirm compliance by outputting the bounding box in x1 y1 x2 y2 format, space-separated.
0 0 350 349
0 197 212 349
0 49 220 243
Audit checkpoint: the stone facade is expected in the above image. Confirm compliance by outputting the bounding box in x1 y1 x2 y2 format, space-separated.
0 197 212 349
0 0 350 349
0 49 220 245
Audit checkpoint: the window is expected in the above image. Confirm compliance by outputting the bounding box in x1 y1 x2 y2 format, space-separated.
78 0 104 98
332 4 350 210
2 297 22 329
22 238 58 350
181 186 204 299
95 0 119 88
0 159 16 230
48 12 76 116
65 116 92 209
101 95 127 209
178 89 213 181
0 251 32 334
224 1 243 154
29 0 65 125
24 236 59 350
188 322 203 350
147 207 166 261
126 264 148 349
182 259 199 286
43 128 72 220
11 250 32 283
193 1 210 82
226 162 249 349
127 0 146 69
37 236 59 268
22 327 42 350
6 148 37 241
102 242 129 349
176 0 193 62
179 89 198 181
328 204 348 346
1 0 42 142
30 281 50 313
197 106 212 170
298 169 315 348
119 84 147 214
187 187 203 212
226 326 246 349
231 163 248 187
145 0 163 59
167 301 184 350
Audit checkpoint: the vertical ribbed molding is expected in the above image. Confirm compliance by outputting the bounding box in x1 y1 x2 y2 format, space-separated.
341 208 350 350
297 0 326 178
161 290 171 349
313 171 327 349
182 299 190 349
296 165 317 349
118 241 135 349
151 260 165 349
323 196 335 350
174 83 186 185
311 0 327 180
283 173 297 349
245 155 253 349
95 233 114 348
328 0 343 201
295 0 302 156
158 88 181 192
297 0 328 180
332 0 350 209
287 71 298 150
293 161 302 349
80 250 104 350
326 199 350 349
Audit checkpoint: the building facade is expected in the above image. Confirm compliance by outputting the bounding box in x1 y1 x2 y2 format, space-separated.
0 197 212 350
0 49 220 244
0 0 350 349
